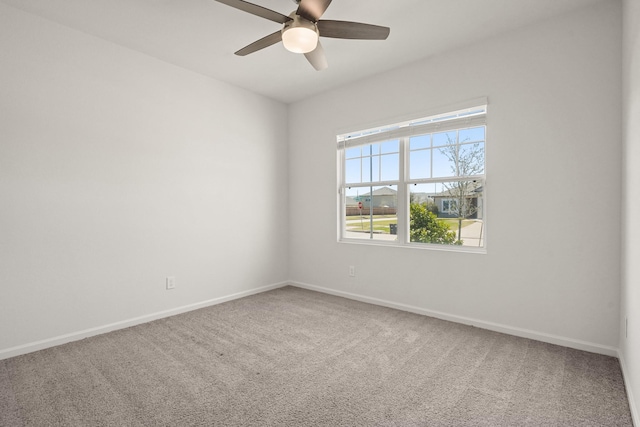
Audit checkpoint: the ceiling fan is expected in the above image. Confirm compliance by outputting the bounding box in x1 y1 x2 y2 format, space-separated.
214 0 390 71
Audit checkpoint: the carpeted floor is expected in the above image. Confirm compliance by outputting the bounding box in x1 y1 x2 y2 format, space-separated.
0 286 633 426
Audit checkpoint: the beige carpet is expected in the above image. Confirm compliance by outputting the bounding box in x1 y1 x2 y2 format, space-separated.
0 286 633 426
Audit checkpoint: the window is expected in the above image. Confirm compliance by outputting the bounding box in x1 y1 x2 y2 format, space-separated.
441 199 457 214
337 101 486 251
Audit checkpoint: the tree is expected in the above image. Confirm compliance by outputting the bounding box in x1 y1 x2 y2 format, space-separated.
438 134 484 243
409 202 457 244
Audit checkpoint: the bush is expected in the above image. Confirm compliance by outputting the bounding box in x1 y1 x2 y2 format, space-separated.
410 203 457 244
424 201 439 215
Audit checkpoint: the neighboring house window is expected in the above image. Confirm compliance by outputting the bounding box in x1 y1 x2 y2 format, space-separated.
441 199 457 214
337 100 486 251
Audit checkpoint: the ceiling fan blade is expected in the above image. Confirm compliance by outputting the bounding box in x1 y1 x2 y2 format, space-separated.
317 20 390 40
304 41 328 71
214 0 291 24
296 0 332 22
235 31 282 56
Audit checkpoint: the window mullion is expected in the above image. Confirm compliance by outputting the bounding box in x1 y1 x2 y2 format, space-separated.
369 145 374 239
397 137 407 243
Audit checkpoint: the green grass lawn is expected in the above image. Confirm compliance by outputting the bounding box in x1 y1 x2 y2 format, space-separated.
347 216 476 234
347 218 397 233
347 214 396 220
439 219 476 229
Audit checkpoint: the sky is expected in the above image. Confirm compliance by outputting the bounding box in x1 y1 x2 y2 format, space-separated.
343 126 485 197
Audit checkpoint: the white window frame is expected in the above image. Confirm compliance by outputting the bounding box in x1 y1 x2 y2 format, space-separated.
337 99 487 253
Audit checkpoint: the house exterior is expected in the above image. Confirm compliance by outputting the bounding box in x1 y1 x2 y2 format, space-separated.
412 183 483 219
347 185 483 218
346 186 397 216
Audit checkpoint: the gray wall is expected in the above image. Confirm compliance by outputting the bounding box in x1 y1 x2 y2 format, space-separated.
289 1 622 352
0 4 289 354
622 0 640 421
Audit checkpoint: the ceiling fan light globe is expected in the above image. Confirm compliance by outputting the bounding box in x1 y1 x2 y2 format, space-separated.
282 26 318 53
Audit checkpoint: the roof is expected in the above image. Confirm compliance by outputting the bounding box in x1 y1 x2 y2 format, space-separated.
360 186 397 197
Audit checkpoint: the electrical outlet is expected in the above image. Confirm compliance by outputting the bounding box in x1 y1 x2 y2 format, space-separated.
166 276 176 290
349 266 355 277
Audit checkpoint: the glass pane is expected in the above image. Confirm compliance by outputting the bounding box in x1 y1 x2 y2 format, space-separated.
362 157 371 182
409 181 484 247
433 131 456 147
432 148 456 178
459 126 485 143
345 147 361 159
344 185 397 242
409 150 430 179
410 134 430 150
380 153 399 181
458 142 485 175
381 140 399 154
345 187 367 202
410 183 438 204
345 158 361 184
344 186 368 241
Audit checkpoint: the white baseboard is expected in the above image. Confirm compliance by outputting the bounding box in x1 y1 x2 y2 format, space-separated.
3 279 635 424
1 279 623 364
0 281 288 361
289 281 619 357
618 351 639 427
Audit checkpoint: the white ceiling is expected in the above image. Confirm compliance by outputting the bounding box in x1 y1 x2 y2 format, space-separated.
1 0 606 104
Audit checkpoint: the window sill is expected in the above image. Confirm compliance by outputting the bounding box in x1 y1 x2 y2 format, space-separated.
338 238 487 254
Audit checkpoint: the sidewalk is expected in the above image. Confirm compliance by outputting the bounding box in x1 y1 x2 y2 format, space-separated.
457 220 484 247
